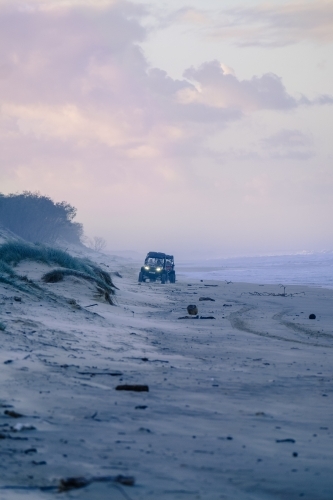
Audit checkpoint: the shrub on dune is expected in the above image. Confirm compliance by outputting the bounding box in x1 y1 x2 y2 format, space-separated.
42 268 115 304
42 269 64 283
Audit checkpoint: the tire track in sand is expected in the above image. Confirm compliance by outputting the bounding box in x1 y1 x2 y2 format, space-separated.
228 307 333 348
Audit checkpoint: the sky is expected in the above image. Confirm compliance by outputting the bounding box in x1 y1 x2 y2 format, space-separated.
0 0 332 258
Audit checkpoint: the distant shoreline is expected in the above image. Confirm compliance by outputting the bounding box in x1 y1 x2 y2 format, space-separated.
176 252 333 289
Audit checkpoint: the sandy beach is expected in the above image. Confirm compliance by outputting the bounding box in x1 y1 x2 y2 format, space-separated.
0 252 332 500
1 0 333 497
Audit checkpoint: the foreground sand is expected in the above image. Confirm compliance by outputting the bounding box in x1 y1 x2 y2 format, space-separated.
0 255 332 500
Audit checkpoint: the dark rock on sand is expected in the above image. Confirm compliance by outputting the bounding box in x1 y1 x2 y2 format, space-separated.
187 304 198 315
309 314 316 319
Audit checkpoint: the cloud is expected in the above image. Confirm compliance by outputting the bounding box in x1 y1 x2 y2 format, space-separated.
262 129 315 160
0 1 248 205
0 5 247 181
184 61 302 112
0 1 329 174
162 1 333 47
263 129 310 149
0 0 123 10
213 1 333 47
183 61 333 114
162 7 211 28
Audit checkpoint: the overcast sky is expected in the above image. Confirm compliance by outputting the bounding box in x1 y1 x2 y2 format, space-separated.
1 0 332 258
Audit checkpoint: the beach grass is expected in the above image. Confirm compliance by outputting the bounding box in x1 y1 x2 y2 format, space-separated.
0 241 116 302
0 260 16 276
1 241 97 273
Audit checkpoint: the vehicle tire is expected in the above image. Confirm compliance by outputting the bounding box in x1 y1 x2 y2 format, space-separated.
138 271 143 283
170 272 176 283
161 273 167 284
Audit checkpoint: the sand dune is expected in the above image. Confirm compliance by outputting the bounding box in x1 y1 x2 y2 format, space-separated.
0 251 332 499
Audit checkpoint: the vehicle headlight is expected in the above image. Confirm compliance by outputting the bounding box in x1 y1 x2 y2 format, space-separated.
144 266 150 270
156 267 162 271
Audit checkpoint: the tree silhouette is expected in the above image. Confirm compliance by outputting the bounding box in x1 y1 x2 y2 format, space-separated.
0 191 83 245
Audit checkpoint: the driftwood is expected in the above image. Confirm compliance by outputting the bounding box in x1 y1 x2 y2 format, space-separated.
116 384 149 392
178 316 215 320
0 475 135 494
78 371 122 376
4 410 24 418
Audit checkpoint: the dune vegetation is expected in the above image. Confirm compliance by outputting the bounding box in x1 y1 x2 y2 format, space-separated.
0 241 116 304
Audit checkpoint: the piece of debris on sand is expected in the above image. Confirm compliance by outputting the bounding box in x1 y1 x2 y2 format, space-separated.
116 384 149 392
187 304 198 315
58 474 135 492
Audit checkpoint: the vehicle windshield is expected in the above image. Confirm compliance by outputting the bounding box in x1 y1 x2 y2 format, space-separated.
146 257 164 267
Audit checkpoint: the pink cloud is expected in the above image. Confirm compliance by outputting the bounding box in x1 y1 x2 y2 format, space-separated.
0 2 328 182
0 2 240 193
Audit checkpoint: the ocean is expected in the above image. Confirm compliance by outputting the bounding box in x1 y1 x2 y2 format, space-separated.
177 252 333 289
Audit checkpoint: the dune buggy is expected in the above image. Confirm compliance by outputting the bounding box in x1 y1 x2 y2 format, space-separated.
138 252 176 284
